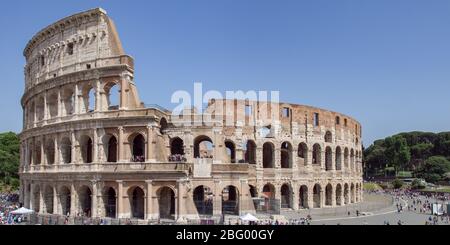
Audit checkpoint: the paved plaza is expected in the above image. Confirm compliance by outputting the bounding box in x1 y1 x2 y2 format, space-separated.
291 193 449 225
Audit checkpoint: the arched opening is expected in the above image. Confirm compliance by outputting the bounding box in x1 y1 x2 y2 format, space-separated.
312 144 321 165
27 145 33 166
325 147 332 171
313 184 321 208
222 186 239 215
281 184 292 209
335 116 340 125
249 185 258 198
45 139 55 165
281 142 293 168
299 186 308 209
325 131 333 143
160 118 168 135
194 136 213 159
170 137 185 162
262 184 275 199
62 88 74 116
193 186 213 216
60 137 72 164
263 142 274 168
48 93 58 118
129 187 145 219
335 147 342 171
36 97 45 121
78 186 92 217
244 140 256 164
298 143 308 166
60 186 71 216
80 136 93 164
344 184 350 205
344 148 349 169
103 135 117 163
105 83 120 111
44 186 54 214
88 88 95 113
351 184 355 203
158 187 175 220
81 85 95 113
325 184 333 206
34 142 42 165
350 149 355 171
131 134 145 162
32 185 40 213
28 102 35 126
336 184 343 206
104 187 116 218
262 184 276 212
225 140 236 163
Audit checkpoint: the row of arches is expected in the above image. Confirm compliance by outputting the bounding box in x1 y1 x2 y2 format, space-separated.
25 81 121 127
29 183 244 219
25 132 361 169
27 133 147 165
257 182 362 209
29 184 176 220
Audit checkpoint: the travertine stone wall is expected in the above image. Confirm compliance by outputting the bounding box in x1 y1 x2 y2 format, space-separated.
19 8 364 221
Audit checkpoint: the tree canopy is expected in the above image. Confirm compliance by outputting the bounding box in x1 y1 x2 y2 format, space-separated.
0 132 20 191
364 131 450 183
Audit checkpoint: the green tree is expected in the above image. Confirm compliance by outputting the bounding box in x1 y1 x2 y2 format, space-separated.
364 144 387 175
384 136 411 174
392 179 404 189
415 156 450 183
0 132 20 190
410 143 434 160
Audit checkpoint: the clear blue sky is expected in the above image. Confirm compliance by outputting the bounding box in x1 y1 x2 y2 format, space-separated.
1 0 450 146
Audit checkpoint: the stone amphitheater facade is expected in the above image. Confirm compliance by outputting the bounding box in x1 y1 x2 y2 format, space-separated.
19 8 363 221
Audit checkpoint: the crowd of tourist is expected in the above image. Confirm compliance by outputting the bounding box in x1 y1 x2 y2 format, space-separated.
386 189 449 225
0 193 21 225
168 154 187 163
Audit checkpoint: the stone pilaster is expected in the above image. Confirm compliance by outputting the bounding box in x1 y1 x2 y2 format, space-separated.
118 127 124 162
116 180 124 218
145 180 153 220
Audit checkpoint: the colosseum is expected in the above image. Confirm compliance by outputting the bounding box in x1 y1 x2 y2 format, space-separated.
18 8 363 222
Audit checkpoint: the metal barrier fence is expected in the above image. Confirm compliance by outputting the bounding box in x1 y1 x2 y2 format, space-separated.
254 199 281 215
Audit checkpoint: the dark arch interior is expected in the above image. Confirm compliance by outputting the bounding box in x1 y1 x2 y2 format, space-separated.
193 186 213 216
245 140 256 164
159 187 175 219
131 187 145 219
263 143 274 168
105 187 116 218
222 186 239 215
107 136 117 163
132 135 145 162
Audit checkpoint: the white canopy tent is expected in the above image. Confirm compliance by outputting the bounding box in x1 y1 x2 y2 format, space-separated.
10 207 34 215
239 213 259 222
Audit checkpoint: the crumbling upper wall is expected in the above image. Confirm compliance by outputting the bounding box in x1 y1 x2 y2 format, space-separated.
23 8 129 90
202 99 362 138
